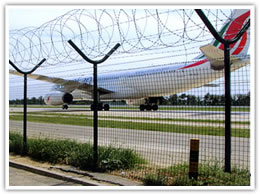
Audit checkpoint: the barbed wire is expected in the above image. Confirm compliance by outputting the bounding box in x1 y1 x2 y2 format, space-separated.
9 9 236 71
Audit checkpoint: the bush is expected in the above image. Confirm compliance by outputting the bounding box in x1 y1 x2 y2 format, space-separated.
27 138 79 164
9 132 23 154
143 163 250 186
68 143 94 170
143 173 167 186
98 146 145 171
9 132 145 172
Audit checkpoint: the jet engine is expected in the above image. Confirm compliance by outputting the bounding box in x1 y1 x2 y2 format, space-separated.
44 92 73 105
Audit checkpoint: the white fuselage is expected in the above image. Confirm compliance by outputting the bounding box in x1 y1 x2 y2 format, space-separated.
74 57 248 101
44 54 249 107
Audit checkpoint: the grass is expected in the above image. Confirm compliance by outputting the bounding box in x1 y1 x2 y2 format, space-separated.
9 114 250 138
10 132 250 186
9 132 146 172
143 163 250 186
14 111 250 125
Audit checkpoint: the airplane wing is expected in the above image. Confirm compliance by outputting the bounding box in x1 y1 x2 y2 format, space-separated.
197 83 220 88
9 70 113 95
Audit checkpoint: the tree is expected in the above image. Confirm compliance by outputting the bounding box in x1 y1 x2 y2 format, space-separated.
204 93 211 105
187 95 197 105
9 96 46 105
168 94 178 105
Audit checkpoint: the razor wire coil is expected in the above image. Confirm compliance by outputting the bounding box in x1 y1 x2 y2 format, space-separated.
9 9 237 71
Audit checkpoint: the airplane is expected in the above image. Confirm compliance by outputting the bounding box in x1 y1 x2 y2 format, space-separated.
9 9 250 111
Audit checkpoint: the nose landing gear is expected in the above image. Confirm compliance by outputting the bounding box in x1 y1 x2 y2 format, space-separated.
62 104 69 110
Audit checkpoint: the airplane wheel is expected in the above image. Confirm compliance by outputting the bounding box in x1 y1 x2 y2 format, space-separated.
97 103 103 111
62 105 68 110
146 105 152 111
104 104 110 111
152 104 158 111
139 104 145 111
91 104 104 111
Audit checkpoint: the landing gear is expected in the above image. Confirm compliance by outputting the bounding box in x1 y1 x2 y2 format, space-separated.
62 104 68 110
139 104 158 111
152 104 158 111
139 104 145 111
139 97 160 111
103 104 110 111
91 103 110 111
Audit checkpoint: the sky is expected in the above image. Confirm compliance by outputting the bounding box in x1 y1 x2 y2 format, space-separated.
7 6 252 100
8 7 73 29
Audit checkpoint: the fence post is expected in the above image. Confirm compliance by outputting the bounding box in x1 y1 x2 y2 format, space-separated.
93 62 98 168
9 59 46 154
195 9 250 172
223 43 232 172
189 138 200 180
23 73 27 152
68 40 120 170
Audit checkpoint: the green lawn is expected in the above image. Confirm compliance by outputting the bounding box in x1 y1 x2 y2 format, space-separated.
23 111 249 125
9 114 250 138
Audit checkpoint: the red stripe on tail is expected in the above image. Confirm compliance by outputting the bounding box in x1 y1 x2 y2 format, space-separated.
180 59 208 70
219 11 250 51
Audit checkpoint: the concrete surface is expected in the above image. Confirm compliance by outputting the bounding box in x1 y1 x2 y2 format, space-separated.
8 156 142 187
9 166 83 186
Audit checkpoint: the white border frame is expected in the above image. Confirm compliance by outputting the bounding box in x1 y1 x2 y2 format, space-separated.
4 3 256 191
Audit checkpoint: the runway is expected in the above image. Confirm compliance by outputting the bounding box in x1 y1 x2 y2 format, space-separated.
9 118 250 168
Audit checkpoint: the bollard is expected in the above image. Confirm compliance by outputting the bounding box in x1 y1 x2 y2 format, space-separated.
189 138 200 180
